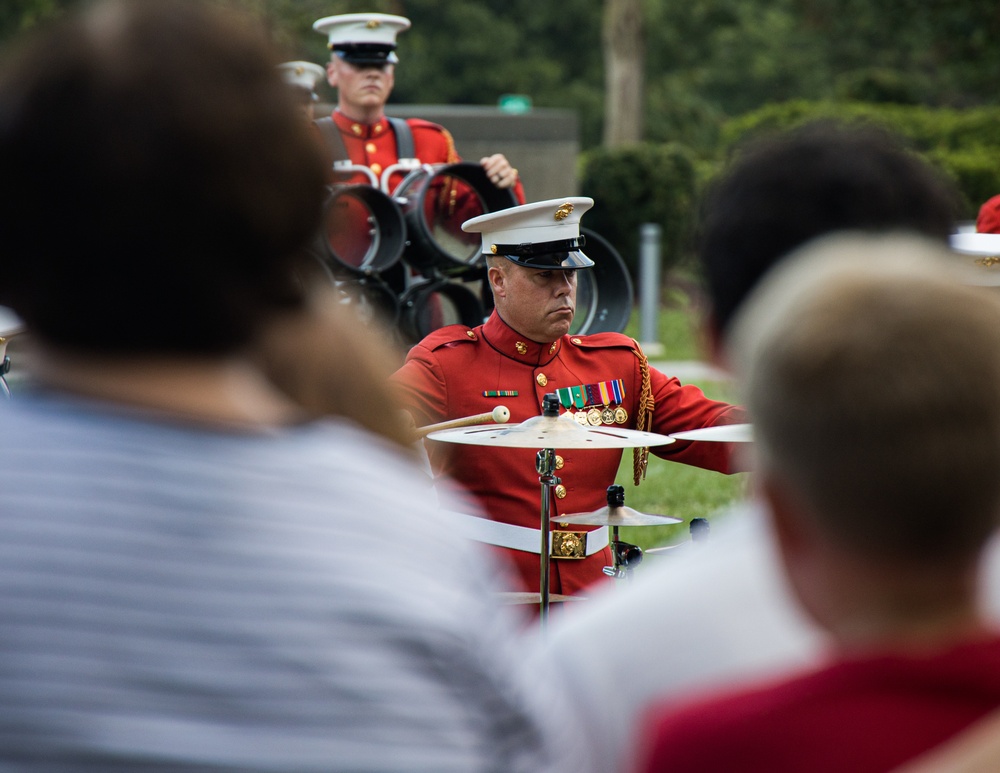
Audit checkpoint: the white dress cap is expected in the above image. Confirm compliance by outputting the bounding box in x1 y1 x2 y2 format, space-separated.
276 61 326 94
462 197 596 269
312 13 411 64
950 231 1000 256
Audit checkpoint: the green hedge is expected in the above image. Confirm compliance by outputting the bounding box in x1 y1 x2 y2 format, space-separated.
720 101 1000 218
579 102 1000 282
578 142 699 277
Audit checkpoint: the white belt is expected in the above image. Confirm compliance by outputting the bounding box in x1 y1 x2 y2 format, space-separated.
443 510 609 556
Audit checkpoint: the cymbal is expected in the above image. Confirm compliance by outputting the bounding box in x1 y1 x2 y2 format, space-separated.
670 423 753 443
644 543 685 554
554 505 682 527
496 592 587 605
427 414 676 449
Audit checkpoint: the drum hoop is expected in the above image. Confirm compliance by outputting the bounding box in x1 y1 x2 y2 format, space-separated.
336 275 402 326
321 184 406 277
572 228 635 335
399 278 485 343
393 162 518 277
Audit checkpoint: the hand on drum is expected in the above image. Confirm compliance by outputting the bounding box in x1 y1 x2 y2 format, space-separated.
480 154 519 190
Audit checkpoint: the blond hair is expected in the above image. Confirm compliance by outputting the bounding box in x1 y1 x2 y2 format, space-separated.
730 232 1000 566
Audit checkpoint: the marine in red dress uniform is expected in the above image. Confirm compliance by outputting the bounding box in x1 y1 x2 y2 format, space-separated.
312 12 525 201
391 198 746 596
325 111 459 192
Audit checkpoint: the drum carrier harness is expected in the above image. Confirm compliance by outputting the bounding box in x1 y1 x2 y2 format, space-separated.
314 115 415 168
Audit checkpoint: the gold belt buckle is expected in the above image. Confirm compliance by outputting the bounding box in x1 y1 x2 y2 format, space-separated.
551 530 587 559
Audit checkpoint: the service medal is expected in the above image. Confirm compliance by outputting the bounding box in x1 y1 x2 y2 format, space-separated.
574 411 590 426
556 378 626 414
614 406 628 424
587 408 603 426
601 407 616 425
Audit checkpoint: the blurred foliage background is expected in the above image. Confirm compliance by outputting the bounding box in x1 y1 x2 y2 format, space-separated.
4 0 1000 276
6 0 998 148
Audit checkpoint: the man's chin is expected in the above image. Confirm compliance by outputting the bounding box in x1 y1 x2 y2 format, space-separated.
547 319 573 340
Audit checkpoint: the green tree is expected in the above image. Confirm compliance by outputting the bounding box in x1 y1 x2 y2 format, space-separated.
603 0 645 146
0 0 79 45
4 0 1000 154
580 142 698 273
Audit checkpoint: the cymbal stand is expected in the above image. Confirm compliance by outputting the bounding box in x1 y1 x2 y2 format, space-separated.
604 526 643 582
601 485 643 582
0 339 12 400
536 393 562 623
536 448 558 622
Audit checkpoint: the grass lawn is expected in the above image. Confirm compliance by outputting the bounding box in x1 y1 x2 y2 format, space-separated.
623 281 710 362
609 274 752 551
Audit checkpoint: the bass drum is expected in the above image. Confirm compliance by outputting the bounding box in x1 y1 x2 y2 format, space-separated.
571 228 635 335
398 278 486 345
393 162 518 278
317 184 407 278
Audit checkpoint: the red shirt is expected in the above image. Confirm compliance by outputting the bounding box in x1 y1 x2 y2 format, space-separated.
325 110 525 202
640 634 1000 773
390 311 745 595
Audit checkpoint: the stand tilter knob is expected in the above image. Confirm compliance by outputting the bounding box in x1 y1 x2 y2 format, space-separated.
606 483 626 508
603 541 643 578
602 485 644 580
614 541 643 569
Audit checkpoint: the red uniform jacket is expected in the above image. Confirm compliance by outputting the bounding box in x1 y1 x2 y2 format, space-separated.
390 311 745 596
324 110 526 202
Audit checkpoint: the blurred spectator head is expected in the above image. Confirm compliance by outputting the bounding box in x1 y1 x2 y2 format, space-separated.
0 0 326 355
700 121 959 344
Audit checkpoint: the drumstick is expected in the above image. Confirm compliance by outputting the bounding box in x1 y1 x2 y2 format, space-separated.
413 405 510 439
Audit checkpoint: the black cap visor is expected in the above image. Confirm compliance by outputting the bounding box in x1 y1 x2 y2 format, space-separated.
333 43 398 66
491 236 595 270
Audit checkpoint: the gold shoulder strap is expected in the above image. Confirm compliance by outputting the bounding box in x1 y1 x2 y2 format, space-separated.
630 338 654 485
442 127 459 164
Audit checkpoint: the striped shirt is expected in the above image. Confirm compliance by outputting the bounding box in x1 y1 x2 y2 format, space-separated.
0 393 582 772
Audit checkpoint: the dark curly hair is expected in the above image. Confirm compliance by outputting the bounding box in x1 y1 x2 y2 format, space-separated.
0 0 327 354
699 120 960 339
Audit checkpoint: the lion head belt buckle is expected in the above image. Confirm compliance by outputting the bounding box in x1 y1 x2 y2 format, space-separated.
550 530 587 559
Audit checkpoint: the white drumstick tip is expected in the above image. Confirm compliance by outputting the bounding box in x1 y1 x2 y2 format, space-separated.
492 405 511 424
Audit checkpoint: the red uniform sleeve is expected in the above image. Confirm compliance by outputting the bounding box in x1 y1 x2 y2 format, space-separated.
389 333 461 427
645 363 748 474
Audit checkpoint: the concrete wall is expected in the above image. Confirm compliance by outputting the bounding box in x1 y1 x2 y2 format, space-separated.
316 104 580 202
